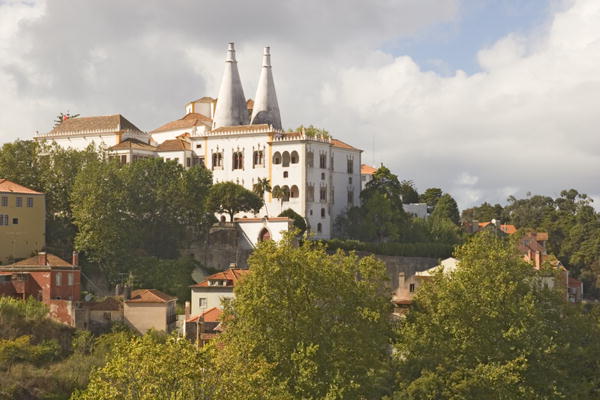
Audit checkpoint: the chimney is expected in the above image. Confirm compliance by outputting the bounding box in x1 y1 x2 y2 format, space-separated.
212 42 249 129
250 46 282 130
72 251 79 267
229 262 237 269
38 252 47 266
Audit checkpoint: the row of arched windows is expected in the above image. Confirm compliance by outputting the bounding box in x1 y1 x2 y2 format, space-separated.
272 185 300 202
273 151 299 167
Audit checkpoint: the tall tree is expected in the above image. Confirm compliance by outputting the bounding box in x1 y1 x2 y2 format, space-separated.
430 193 460 225
394 231 600 399
252 177 271 215
206 181 263 222
216 233 393 399
399 180 419 204
419 187 443 211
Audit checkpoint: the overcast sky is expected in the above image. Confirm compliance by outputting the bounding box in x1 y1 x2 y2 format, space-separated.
1 0 599 210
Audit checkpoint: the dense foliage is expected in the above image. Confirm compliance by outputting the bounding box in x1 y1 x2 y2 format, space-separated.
206 181 263 222
463 189 600 298
214 232 394 399
394 232 600 399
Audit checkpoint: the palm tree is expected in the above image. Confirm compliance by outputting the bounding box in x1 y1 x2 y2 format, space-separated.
253 177 272 216
272 185 289 215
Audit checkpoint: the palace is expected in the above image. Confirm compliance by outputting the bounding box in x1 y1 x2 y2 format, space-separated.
36 43 362 239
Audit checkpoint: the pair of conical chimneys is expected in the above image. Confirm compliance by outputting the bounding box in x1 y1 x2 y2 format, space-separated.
212 43 282 130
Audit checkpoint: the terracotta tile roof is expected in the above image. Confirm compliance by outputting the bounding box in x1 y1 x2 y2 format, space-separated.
361 164 377 175
188 96 215 104
156 138 192 152
83 297 122 311
534 232 549 241
150 113 212 133
331 138 360 151
125 289 176 303
46 114 143 135
186 307 223 323
0 179 43 195
478 222 517 235
108 138 156 152
12 253 73 268
211 124 271 133
190 268 251 288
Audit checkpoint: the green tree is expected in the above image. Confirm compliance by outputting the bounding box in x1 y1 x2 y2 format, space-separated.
394 232 600 399
207 181 263 222
271 185 289 215
419 187 442 211
216 233 393 399
399 180 419 204
278 208 307 236
253 177 271 215
72 334 213 400
430 193 460 225
461 201 504 223
292 125 330 138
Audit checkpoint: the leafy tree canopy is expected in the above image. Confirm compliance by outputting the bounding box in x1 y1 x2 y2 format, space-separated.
430 193 460 225
290 125 330 138
419 187 443 210
399 180 420 204
206 181 263 222
278 208 307 236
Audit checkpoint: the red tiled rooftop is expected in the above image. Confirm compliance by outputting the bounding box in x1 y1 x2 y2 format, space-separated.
186 307 223 323
361 164 377 175
331 138 359 151
190 268 251 288
125 289 176 303
12 253 72 268
0 179 43 195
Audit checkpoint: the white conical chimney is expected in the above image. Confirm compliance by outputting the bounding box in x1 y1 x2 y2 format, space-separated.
213 43 249 129
250 46 282 130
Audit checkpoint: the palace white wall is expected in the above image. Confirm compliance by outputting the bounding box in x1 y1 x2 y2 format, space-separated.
190 287 233 316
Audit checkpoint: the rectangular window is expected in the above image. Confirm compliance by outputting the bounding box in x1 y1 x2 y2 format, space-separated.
253 150 264 167
12 218 18 225
0 215 6 226
319 154 327 169
27 197 33 208
199 298 207 308
232 151 244 170
307 185 315 202
1 196 7 207
212 152 223 169
347 190 354 206
16 197 22 207
409 283 415 293
320 186 327 202
187 157 191 167
55 272 62 287
307 151 314 167
3 215 7 225
347 159 353 174
68 273 74 286
120 155 127 164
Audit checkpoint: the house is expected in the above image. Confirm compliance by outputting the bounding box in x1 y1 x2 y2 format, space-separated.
235 217 292 246
76 297 123 333
123 289 177 334
35 43 363 239
184 307 223 346
0 179 46 264
189 267 250 316
360 164 377 190
393 257 458 313
0 252 80 325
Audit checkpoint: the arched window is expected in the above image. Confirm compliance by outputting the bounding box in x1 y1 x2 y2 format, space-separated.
321 208 326 218
317 223 322 233
220 215 226 223
282 151 290 167
282 185 290 202
212 152 223 169
232 151 243 170
253 150 264 167
291 151 299 164
258 228 271 242
290 185 299 198
273 152 281 164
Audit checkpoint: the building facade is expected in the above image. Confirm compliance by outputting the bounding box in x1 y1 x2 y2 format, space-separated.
123 289 177 334
35 43 362 239
0 179 46 264
189 267 250 316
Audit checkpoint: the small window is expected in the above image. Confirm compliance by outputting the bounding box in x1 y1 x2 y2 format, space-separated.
0 214 6 226
187 157 191 167
409 283 415 293
273 152 282 164
199 298 207 308
232 151 243 170
320 186 327 202
283 171 288 178
317 223 322 233
291 151 299 164
212 152 224 169
319 154 327 169
310 209 313 216
12 218 18 225
16 197 22 207
321 173 325 180
347 190 354 206
103 312 112 321
347 159 354 173
348 177 352 185
120 155 127 164
68 273 74 286
282 151 291 167
307 184 315 202
1 196 7 207
321 208 326 218
307 151 314 167
290 185 299 198
196 144 202 149
55 272 62 287
253 150 264 167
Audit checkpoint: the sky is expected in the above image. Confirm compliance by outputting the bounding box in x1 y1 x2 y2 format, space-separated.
1 0 599 210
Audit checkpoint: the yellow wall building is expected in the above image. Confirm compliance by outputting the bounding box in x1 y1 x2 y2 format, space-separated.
0 179 46 264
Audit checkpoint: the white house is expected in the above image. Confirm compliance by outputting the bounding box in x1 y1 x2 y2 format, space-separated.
189 267 250 316
35 43 362 239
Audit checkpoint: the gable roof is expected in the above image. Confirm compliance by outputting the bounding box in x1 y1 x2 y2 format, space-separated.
125 289 176 303
156 138 191 152
331 138 360 151
150 113 212 134
12 253 72 268
361 164 377 175
46 115 143 135
478 222 517 235
108 138 157 152
186 307 223 323
0 179 43 195
191 268 251 288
